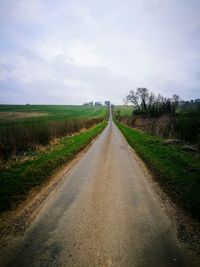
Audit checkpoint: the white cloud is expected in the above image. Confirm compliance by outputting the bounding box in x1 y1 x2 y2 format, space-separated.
65 40 104 66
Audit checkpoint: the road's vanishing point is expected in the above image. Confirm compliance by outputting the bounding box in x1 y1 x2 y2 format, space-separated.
2 113 198 267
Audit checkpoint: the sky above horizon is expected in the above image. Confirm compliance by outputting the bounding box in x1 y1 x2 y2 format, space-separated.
0 0 200 104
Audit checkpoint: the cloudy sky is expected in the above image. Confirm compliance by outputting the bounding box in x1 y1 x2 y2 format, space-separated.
0 0 200 104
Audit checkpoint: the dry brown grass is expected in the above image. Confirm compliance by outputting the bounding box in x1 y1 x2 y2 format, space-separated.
0 117 104 159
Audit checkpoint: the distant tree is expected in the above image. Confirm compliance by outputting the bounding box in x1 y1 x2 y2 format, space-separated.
172 94 180 103
172 94 180 111
125 88 156 113
137 88 150 111
125 89 140 110
125 88 179 117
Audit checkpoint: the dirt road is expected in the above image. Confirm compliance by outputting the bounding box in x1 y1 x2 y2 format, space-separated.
1 114 199 266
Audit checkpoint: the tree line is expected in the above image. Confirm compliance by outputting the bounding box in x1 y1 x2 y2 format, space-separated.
125 88 180 117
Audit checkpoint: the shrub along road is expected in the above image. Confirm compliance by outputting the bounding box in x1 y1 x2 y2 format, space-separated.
0 116 199 266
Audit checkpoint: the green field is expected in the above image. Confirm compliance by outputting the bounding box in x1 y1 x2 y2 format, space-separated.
0 105 108 160
116 121 200 220
0 105 107 128
114 105 133 117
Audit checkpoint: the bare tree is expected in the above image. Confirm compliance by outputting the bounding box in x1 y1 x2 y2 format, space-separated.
125 90 140 109
172 94 180 103
137 88 149 111
125 88 178 117
126 88 155 111
148 92 156 108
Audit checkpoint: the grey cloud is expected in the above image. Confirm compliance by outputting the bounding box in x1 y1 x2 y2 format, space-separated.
0 0 200 104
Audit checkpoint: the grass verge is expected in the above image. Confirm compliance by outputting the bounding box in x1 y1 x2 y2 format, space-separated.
0 121 107 213
116 121 200 220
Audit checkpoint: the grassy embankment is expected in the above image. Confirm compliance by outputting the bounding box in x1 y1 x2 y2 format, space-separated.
0 121 107 213
116 121 200 220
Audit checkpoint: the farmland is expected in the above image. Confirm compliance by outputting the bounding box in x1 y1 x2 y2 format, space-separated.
0 105 108 159
0 105 107 128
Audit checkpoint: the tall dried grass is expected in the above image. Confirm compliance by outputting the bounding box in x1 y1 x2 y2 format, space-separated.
118 113 200 144
0 117 103 159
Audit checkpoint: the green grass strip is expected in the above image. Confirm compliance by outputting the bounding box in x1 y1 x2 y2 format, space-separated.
0 121 107 213
116 121 200 220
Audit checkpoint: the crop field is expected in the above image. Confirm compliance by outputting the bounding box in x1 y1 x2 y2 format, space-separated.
0 105 107 128
0 105 108 160
114 105 133 117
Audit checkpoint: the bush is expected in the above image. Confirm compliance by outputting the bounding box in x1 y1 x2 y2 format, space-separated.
175 112 200 143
